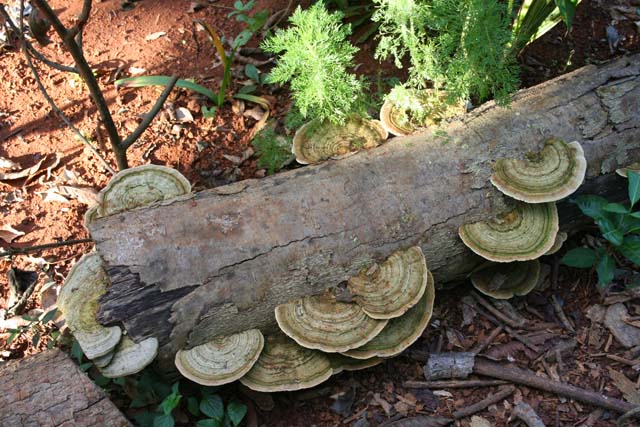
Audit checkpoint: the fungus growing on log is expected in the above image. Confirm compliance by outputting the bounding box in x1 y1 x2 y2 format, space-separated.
275 294 387 353
380 88 465 136
57 253 122 359
92 351 114 368
545 231 568 255
458 202 559 262
343 271 435 359
175 329 264 386
100 336 159 378
239 333 333 392
329 354 383 375
470 260 541 299
96 164 191 218
616 162 640 178
348 246 429 319
490 139 587 203
292 116 388 164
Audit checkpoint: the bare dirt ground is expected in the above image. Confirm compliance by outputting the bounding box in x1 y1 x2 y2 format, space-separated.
1 0 640 426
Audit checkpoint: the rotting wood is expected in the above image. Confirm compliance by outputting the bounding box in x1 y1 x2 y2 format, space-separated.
90 54 640 368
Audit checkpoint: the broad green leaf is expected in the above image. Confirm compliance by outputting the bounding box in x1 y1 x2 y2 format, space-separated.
238 84 257 95
629 170 640 208
115 76 216 102
227 401 248 427
6 330 19 345
573 195 608 220
629 211 640 219
603 203 629 214
196 419 221 427
619 236 640 265
80 362 93 372
245 64 260 82
133 411 156 427
596 253 615 287
187 397 201 417
40 308 58 324
153 414 175 427
113 377 126 386
554 0 578 30
200 395 224 420
32 333 40 348
561 247 596 268
71 339 84 362
233 29 254 49
159 384 181 416
596 217 624 246
93 374 111 387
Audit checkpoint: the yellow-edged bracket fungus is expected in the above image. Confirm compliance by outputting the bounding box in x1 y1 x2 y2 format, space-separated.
175 329 264 386
292 116 388 165
459 202 559 262
470 260 541 300
343 271 435 359
57 253 122 360
490 139 587 203
100 336 159 378
275 295 387 353
347 246 429 319
239 333 333 392
329 354 383 376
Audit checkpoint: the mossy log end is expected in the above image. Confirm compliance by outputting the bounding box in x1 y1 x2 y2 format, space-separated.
91 55 640 369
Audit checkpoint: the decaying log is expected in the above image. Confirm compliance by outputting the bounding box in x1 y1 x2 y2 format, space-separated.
0 349 133 427
90 54 640 368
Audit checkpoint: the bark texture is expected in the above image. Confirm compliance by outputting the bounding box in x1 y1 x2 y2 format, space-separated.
0 349 133 427
90 55 640 368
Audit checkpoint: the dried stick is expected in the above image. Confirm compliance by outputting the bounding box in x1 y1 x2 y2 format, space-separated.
1 238 93 258
404 379 509 389
551 295 575 333
513 401 546 427
471 291 527 328
469 302 541 353
452 386 515 419
472 325 504 354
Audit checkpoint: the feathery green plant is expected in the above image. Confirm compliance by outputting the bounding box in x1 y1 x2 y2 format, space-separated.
261 2 366 124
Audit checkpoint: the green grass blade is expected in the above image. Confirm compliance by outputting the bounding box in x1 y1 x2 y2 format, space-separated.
115 76 216 102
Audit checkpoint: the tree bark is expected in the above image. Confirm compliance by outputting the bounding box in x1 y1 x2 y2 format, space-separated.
90 54 640 368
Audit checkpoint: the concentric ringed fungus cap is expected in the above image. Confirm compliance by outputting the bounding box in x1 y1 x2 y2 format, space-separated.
275 295 387 353
175 329 264 386
292 116 388 165
545 231 567 256
239 333 333 392
100 336 159 378
329 354 383 376
97 164 191 217
83 205 99 230
92 351 115 368
343 271 435 359
347 246 429 319
57 253 122 359
458 202 559 263
470 260 541 300
490 139 587 203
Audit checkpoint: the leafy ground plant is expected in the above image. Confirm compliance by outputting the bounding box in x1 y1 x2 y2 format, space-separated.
251 125 293 175
562 171 640 287
261 2 366 124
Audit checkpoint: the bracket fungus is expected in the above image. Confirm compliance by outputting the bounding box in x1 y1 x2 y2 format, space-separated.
57 253 122 359
292 116 388 165
239 333 333 393
175 329 264 386
347 246 429 319
470 260 541 299
545 231 568 256
100 336 159 378
458 202 559 262
343 271 435 359
380 88 465 137
96 164 191 218
490 139 587 203
275 295 387 353
329 354 383 375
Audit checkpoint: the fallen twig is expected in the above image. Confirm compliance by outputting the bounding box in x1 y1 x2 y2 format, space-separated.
452 385 515 419
1 238 93 258
513 401 546 427
472 325 503 354
404 379 508 389
472 291 527 328
551 294 576 333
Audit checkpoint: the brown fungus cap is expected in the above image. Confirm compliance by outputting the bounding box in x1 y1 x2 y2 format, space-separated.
292 116 388 165
100 336 159 378
458 202 559 263
97 164 191 218
545 231 567 256
329 354 383 376
239 333 333 393
491 139 587 203
57 253 122 359
347 246 429 319
343 271 435 359
470 260 541 300
175 329 264 386
275 295 387 353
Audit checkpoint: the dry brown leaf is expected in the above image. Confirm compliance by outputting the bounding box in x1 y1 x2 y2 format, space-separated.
145 31 166 41
0 157 20 170
0 224 25 243
608 367 640 405
0 156 46 181
55 185 99 206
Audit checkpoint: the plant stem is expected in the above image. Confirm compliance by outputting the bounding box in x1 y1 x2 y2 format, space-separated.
1 238 94 258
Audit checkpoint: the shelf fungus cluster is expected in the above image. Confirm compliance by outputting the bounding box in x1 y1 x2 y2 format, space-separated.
84 164 191 229
57 253 158 377
292 116 388 164
459 139 587 299
173 247 435 392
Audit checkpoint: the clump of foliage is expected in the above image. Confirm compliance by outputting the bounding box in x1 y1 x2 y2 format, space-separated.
261 2 366 124
4 306 59 349
372 0 520 106
252 126 293 175
562 171 640 287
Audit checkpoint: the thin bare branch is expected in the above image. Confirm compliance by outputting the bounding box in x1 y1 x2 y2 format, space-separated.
122 75 179 150
1 238 94 258
68 0 91 38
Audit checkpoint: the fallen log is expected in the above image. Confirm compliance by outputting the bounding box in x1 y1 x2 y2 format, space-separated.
90 54 640 368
